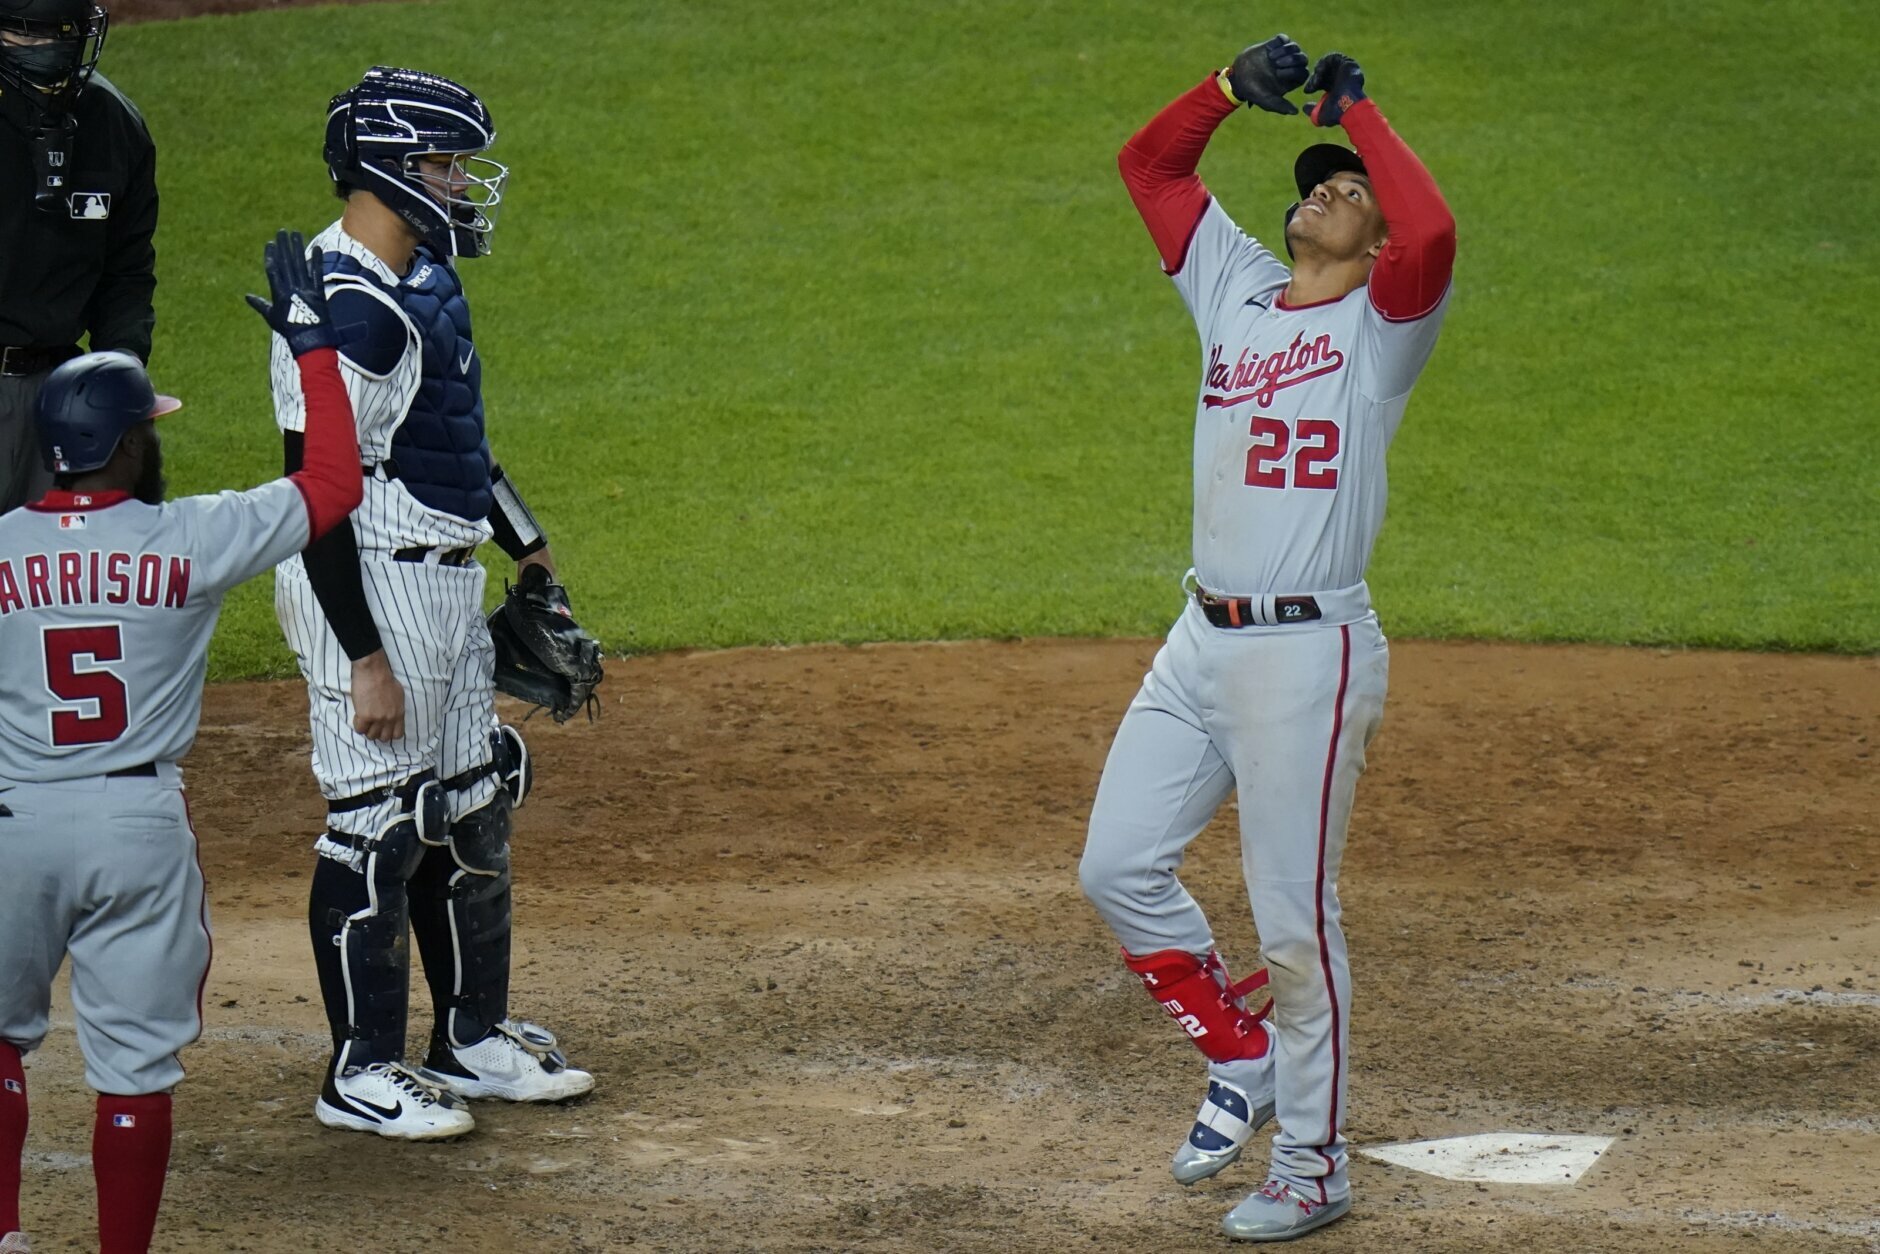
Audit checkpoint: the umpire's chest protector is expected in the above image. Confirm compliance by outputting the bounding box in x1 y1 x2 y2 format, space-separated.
331 245 494 522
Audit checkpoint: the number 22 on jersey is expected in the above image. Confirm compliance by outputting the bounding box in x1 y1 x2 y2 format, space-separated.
1244 415 1340 490
42 624 130 746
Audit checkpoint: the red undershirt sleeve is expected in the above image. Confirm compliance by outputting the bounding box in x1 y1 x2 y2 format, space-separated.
285 347 363 540
1119 75 1240 274
1339 98 1456 321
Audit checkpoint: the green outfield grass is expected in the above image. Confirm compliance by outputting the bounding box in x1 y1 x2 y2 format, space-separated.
102 0 1877 677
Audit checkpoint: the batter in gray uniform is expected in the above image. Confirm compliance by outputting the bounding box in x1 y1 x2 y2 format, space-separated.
0 235 362 1254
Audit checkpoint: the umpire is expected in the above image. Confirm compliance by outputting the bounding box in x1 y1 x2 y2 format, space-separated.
0 0 156 513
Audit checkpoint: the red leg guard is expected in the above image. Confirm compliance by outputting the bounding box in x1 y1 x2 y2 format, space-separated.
93 1093 171 1254
1122 948 1273 1063
0 1043 24 1236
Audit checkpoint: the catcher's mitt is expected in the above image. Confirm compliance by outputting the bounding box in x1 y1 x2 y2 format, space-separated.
488 564 603 723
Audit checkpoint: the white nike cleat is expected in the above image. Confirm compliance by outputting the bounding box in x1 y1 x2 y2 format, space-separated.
314 1062 475 1140
418 1019 595 1103
1 1230 33 1253
1172 1052 1277 1186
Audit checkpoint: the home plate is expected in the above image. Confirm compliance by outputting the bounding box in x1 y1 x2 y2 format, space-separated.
1359 1133 1613 1184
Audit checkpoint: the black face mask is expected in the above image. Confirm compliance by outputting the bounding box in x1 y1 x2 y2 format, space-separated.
3 40 84 95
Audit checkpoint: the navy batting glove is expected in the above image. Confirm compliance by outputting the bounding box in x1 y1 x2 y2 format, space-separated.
1303 52 1367 127
245 229 340 358
1224 34 1309 115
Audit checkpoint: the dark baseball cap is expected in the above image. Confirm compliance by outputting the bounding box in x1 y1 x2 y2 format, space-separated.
1294 143 1367 197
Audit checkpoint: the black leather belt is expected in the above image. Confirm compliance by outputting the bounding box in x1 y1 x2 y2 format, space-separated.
105 761 158 778
0 344 80 376
392 545 475 566
1192 589 1322 629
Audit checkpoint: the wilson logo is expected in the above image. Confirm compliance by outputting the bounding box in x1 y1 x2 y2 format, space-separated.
1204 332 1346 408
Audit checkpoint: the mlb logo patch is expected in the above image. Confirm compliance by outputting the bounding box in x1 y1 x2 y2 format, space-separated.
4 1079 20 1093
59 514 87 530
113 1113 136 1128
69 192 111 220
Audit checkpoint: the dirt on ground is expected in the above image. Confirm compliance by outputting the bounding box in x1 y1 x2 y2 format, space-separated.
13 637 1879 1253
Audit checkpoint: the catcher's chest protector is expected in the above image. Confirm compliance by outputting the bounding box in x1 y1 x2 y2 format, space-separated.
326 246 493 522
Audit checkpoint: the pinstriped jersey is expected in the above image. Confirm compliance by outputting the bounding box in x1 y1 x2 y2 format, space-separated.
268 221 494 553
1174 200 1448 597
0 484 309 781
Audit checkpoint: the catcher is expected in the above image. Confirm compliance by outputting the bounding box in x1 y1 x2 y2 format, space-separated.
265 67 602 1139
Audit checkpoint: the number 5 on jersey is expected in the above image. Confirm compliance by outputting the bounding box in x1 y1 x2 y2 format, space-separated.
42 624 130 746
1245 415 1340 490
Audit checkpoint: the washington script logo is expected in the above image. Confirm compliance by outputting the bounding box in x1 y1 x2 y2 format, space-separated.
1203 332 1345 408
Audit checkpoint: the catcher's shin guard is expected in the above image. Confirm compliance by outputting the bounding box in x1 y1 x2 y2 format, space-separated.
309 809 426 1071
1122 948 1273 1064
410 792 514 1053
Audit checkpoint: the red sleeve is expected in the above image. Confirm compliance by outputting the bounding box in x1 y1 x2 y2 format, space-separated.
286 347 363 540
1119 75 1240 274
1340 98 1455 320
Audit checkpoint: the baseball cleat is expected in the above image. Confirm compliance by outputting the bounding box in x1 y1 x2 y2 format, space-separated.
1 1231 32 1253
1172 1053 1277 1186
314 1062 475 1140
1221 1179 1352 1242
418 1019 594 1103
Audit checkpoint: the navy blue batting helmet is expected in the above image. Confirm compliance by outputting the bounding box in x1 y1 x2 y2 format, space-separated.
35 351 181 475
324 66 507 259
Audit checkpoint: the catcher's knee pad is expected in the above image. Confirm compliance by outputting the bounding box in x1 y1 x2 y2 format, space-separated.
418 792 514 1049
309 815 424 1069
1123 948 1273 1065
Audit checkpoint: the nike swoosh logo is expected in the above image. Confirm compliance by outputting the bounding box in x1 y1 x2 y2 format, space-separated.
459 348 475 373
350 1096 403 1121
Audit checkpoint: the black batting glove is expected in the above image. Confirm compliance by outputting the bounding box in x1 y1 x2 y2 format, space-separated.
245 229 339 358
1303 52 1367 128
1223 34 1309 115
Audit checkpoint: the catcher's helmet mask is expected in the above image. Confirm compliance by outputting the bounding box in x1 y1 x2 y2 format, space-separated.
35 350 182 476
1283 142 1369 261
325 66 508 259
0 0 107 119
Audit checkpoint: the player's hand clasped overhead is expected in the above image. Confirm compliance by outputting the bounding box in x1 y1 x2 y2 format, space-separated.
245 230 339 356
1223 35 1309 115
1302 52 1367 128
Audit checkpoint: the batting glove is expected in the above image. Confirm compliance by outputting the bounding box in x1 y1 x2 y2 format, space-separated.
1222 34 1309 115
1302 52 1367 128
245 229 339 358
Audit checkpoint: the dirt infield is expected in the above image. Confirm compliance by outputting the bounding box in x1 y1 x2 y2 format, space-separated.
12 638 1878 1252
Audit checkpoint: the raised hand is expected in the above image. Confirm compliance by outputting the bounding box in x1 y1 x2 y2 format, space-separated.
1302 52 1367 128
245 229 340 357
1224 34 1309 115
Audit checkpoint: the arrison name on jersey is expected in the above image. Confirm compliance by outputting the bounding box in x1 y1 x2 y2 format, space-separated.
0 549 193 617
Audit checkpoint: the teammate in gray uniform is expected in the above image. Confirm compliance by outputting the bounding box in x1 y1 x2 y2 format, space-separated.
269 67 591 1142
0 235 361 1254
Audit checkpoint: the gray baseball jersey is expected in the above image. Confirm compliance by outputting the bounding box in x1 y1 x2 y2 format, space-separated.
0 484 309 779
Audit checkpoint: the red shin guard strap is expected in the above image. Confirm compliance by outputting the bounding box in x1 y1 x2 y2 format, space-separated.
0 1042 24 1235
93 1093 172 1254
1122 948 1272 1063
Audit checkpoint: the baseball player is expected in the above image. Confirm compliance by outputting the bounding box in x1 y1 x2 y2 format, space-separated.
268 66 591 1142
1078 37 1455 1242
0 235 361 1254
